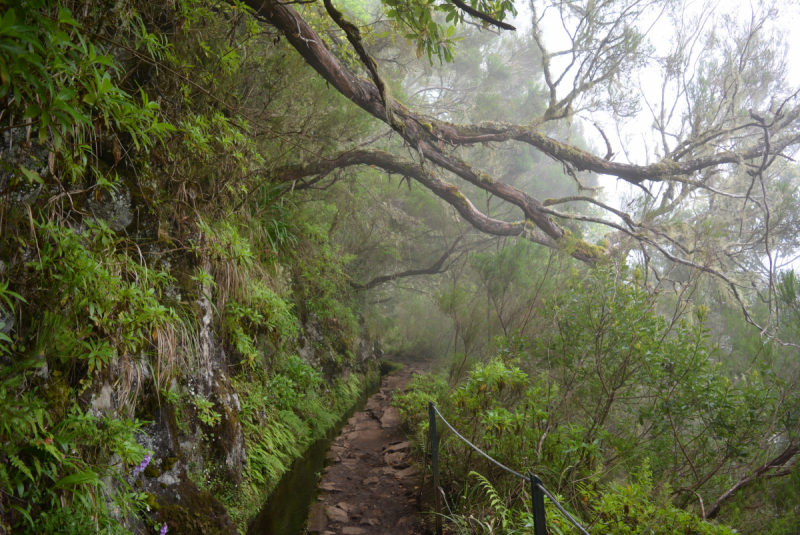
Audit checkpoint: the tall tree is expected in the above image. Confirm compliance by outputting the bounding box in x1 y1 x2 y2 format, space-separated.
242 0 800 334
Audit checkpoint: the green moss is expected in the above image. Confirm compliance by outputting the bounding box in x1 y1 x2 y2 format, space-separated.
42 381 70 419
452 190 468 203
454 123 480 136
144 464 161 478
157 480 236 535
161 457 178 472
478 172 495 184
419 121 433 133
652 159 681 173
573 239 606 259
145 492 161 511
558 228 607 260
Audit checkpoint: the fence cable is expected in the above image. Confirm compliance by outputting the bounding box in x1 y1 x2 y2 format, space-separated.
431 405 527 480
431 404 591 535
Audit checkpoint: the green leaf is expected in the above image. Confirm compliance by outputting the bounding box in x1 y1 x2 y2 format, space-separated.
55 88 77 102
19 166 43 185
0 9 16 33
52 469 100 489
57 8 80 27
154 122 177 132
23 104 41 118
9 504 33 527
10 454 33 482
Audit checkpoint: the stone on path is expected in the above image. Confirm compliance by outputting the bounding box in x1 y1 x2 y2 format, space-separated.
380 407 400 428
383 440 413 453
355 419 380 431
394 466 420 479
336 501 355 512
384 451 407 465
326 505 349 524
365 398 383 412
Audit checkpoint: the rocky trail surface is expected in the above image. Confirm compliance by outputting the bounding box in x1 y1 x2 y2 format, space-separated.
306 365 430 535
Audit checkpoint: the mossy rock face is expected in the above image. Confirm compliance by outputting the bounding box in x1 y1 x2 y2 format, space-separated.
161 456 178 472
156 478 238 535
132 385 161 422
144 464 161 478
42 381 70 419
210 400 245 484
182 378 247 486
145 492 161 512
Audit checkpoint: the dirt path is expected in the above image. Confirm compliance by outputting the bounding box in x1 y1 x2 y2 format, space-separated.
306 364 429 535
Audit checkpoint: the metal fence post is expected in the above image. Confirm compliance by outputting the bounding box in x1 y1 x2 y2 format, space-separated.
429 402 443 535
529 472 548 535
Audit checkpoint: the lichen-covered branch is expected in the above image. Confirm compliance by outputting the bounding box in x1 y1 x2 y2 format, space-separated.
267 148 604 262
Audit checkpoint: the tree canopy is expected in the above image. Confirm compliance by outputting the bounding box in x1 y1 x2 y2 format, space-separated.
237 0 800 335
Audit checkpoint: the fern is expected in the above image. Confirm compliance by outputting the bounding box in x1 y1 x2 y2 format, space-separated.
470 471 510 529
9 454 34 485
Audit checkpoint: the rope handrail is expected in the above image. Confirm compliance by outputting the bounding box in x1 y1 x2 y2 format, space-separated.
431 404 527 480
430 403 591 535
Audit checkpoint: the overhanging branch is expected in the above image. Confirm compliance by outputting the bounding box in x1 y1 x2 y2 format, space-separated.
350 236 464 290
446 0 517 31
267 148 577 255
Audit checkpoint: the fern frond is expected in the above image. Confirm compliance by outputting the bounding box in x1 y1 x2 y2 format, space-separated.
10 454 34 483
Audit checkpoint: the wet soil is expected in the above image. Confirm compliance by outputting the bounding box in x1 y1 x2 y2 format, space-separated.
306 364 431 535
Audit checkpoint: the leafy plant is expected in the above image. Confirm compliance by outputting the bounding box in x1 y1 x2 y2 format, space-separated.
396 265 770 533
192 394 222 427
0 3 172 154
0 363 149 533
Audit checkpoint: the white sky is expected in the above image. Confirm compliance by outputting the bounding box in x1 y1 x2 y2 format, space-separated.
506 0 800 210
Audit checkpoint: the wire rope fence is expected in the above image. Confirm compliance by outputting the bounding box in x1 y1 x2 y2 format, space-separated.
427 402 590 535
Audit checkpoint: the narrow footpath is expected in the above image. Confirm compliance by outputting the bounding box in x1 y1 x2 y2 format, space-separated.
306 365 429 535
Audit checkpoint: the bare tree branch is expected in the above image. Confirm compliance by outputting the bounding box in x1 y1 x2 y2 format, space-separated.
705 442 798 520
350 236 465 290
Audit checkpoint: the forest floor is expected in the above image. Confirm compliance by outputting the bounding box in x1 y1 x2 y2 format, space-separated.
305 360 434 535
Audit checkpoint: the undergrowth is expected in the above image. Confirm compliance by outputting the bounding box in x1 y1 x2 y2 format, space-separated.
393 266 749 535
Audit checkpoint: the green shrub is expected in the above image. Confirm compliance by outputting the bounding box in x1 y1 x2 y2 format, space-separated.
0 363 149 533
395 265 761 534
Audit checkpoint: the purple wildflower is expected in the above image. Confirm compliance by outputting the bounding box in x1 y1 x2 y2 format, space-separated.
132 453 151 477
159 524 168 535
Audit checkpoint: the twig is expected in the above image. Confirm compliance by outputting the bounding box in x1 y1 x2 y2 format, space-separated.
446 0 516 31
